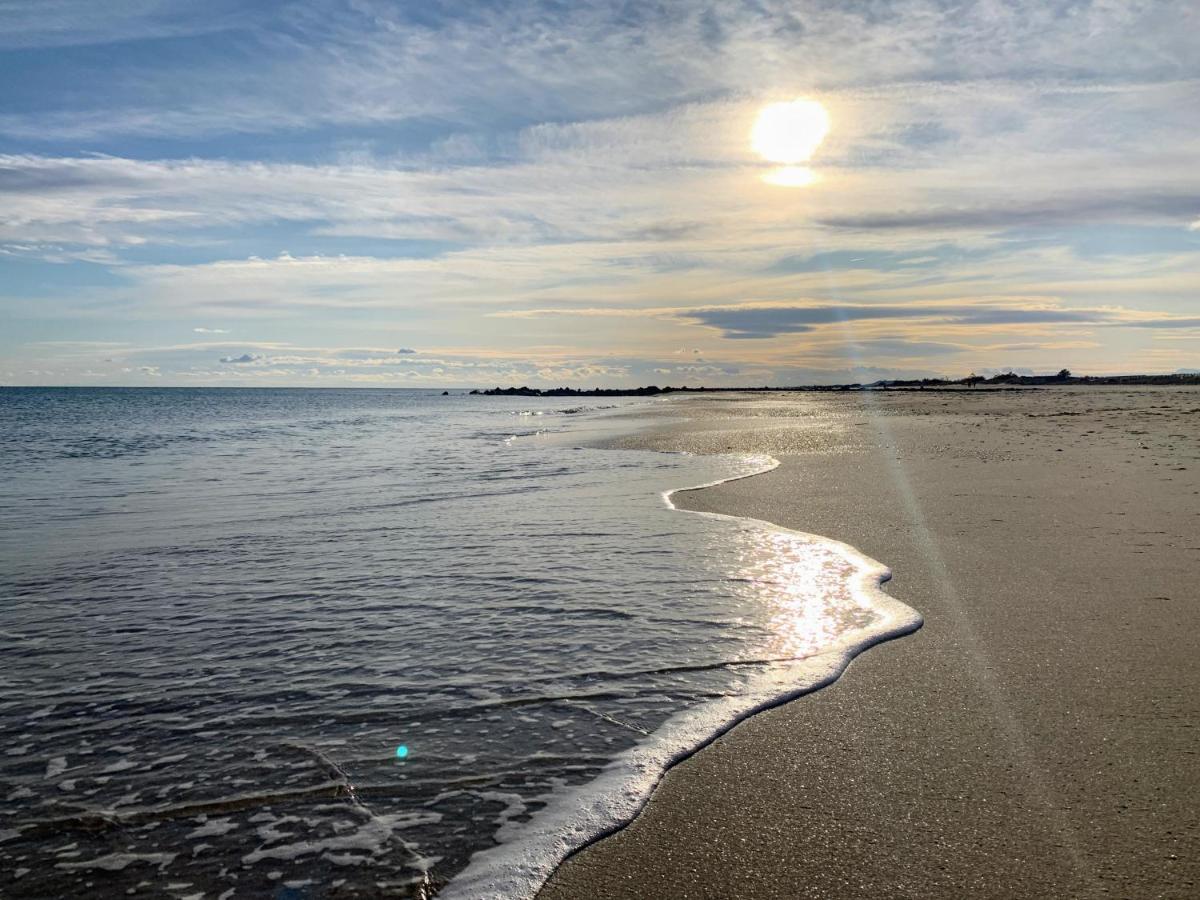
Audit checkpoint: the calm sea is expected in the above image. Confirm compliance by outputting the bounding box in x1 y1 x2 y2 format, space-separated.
0 388 915 898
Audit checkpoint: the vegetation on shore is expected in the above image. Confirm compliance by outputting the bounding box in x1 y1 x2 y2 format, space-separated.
470 371 1200 397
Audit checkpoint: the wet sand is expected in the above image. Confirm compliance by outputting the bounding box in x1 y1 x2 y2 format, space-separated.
541 386 1199 899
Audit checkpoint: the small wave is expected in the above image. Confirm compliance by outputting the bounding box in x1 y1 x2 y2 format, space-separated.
3 390 918 897
555 404 617 415
443 454 923 899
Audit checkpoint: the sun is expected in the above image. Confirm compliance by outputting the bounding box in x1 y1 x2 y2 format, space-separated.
751 99 830 164
763 166 817 187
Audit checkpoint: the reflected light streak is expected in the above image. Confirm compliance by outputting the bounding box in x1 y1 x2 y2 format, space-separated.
735 526 875 660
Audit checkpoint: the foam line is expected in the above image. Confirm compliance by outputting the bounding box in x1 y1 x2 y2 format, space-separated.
442 452 923 899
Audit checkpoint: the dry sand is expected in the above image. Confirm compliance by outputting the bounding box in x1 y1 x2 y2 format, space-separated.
541 386 1199 899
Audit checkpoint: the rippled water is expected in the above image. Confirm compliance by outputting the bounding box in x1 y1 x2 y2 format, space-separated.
0 388 914 898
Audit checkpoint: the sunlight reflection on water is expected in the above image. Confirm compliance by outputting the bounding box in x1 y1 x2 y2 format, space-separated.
0 388 901 898
747 528 876 658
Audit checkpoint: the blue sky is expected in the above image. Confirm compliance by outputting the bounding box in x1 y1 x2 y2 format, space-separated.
2 0 1198 386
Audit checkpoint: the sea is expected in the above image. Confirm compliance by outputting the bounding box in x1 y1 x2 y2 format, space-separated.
0 387 918 898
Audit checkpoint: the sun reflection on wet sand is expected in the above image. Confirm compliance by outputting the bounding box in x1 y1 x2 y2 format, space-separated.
734 525 878 659
451 455 922 899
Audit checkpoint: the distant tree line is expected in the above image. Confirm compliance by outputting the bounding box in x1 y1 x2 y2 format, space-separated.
466 370 1199 397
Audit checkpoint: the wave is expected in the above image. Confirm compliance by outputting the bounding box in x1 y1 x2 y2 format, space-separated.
441 453 923 899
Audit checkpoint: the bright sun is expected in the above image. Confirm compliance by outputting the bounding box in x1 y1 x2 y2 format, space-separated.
751 99 830 164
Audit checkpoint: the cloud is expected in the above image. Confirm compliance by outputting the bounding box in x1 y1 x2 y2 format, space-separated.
1120 317 1200 329
4 332 1192 388
674 303 1102 339
4 71 1198 259
3 0 1196 146
498 299 1200 351
219 353 262 364
844 339 965 357
676 303 1198 340
817 193 1200 232
2 2 1199 385
0 1 263 51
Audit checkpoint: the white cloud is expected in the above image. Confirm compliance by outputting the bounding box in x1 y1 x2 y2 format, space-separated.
2 1 1199 384
0 1 259 51
3 75 1197 260
2 0 1196 144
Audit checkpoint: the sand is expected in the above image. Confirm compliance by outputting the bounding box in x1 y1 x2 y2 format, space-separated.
540 386 1199 899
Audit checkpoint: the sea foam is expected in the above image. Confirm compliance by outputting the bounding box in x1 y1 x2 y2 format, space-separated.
444 454 922 899
0 389 919 897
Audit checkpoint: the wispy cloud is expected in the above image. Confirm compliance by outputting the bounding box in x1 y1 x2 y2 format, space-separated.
816 193 1200 232
0 1 265 50
1 0 1198 385
4 1 1197 141
499 300 1200 334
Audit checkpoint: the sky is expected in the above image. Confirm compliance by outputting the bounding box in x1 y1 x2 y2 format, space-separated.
1 0 1198 388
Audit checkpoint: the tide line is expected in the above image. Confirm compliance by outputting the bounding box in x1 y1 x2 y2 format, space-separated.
442 452 923 900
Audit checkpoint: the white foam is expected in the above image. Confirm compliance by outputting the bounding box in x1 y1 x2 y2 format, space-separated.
241 811 441 865
55 851 176 872
186 817 238 839
443 453 922 899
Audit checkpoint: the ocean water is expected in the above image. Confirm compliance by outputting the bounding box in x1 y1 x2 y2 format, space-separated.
0 388 918 898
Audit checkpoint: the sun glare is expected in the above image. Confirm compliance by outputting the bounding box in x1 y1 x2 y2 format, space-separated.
763 166 818 187
752 99 830 163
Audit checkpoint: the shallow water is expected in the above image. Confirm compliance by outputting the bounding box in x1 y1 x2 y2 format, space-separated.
0 388 910 897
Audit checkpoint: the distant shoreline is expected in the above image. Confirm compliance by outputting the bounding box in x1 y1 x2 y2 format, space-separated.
541 383 1200 899
473 372 1200 397
3 373 1197 395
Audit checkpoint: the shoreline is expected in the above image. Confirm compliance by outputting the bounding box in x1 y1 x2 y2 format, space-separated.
541 386 1199 898
443 444 921 899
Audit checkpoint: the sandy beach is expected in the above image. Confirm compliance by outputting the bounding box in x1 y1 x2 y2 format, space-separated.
542 386 1199 899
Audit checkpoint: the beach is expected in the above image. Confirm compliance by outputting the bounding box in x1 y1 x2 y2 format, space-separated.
5 387 921 898
542 386 1199 898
